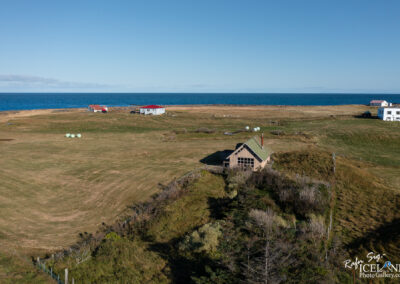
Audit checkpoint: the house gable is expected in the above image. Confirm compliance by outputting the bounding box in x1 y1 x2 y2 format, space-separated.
227 144 262 163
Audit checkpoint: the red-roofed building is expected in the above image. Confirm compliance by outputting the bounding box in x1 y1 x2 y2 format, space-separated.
139 105 165 115
88 104 108 112
369 100 389 107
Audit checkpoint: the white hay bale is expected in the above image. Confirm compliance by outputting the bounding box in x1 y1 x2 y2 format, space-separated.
245 126 250 130
70 134 75 138
66 133 71 138
76 134 82 138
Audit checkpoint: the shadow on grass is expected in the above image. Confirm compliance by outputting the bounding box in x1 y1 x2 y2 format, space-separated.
208 197 232 220
346 218 400 261
200 150 233 166
148 238 219 284
353 114 379 119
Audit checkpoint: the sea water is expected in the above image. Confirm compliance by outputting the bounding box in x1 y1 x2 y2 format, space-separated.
1 93 400 111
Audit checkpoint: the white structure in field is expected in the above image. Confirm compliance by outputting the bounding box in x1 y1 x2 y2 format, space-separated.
378 107 400 121
139 105 166 115
88 104 108 112
370 100 389 107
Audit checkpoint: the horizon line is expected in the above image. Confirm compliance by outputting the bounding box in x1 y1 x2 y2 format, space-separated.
1 92 400 95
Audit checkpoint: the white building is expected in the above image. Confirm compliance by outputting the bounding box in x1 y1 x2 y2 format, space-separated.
88 105 108 112
370 100 389 107
139 105 166 115
378 107 400 121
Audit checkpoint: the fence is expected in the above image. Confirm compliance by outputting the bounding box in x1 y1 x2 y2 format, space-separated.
36 257 74 284
33 167 216 283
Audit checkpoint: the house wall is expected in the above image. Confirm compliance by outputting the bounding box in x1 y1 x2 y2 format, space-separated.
227 145 264 171
140 108 165 115
371 101 388 107
378 107 400 121
89 107 107 112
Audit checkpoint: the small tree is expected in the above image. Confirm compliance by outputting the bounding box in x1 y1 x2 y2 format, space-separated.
247 209 285 284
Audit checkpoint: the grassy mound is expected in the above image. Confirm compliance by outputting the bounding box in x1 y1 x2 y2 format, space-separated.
147 171 227 243
274 150 400 264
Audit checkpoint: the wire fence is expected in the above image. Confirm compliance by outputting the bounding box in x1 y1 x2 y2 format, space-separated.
36 258 74 284
33 167 219 284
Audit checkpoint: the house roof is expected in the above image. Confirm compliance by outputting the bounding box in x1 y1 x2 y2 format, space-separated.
140 105 164 109
244 137 272 161
89 104 107 110
370 100 386 103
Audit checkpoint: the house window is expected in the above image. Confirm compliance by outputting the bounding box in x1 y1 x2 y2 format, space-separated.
237 157 254 168
387 111 392 114
396 111 400 115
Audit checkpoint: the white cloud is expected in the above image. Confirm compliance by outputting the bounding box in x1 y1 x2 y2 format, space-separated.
0 74 113 91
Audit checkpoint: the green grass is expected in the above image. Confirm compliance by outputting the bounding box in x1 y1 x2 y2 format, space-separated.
54 238 170 284
50 170 227 283
147 171 227 243
325 131 400 166
0 252 51 284
281 118 400 166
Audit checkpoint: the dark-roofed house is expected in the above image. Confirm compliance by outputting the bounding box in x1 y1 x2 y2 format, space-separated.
223 135 272 171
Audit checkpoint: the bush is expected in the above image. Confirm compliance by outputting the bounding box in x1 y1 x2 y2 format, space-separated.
173 128 187 134
307 214 326 241
67 238 169 283
104 232 121 241
270 130 285 135
194 127 216 134
179 222 223 258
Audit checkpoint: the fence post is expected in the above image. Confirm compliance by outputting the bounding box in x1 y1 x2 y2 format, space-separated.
50 267 53 278
65 268 68 284
72 278 75 284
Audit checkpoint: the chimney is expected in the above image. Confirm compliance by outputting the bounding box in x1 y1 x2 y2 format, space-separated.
261 133 264 148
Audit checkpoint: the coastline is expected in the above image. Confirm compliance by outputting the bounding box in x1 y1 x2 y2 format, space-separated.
1 93 399 112
0 104 372 123
0 103 369 113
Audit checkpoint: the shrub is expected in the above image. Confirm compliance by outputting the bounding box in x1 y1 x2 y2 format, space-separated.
104 232 121 241
179 222 223 258
226 169 252 192
68 238 169 283
307 214 326 241
173 128 187 134
194 127 216 134
270 130 285 135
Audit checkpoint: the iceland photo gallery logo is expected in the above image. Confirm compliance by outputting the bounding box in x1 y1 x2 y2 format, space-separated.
344 252 400 279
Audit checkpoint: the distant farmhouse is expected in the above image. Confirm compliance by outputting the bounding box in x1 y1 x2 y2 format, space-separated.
139 105 166 115
378 107 400 121
370 100 389 107
88 105 108 113
223 135 272 171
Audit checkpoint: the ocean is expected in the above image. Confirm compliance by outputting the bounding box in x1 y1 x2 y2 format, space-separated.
1 93 400 111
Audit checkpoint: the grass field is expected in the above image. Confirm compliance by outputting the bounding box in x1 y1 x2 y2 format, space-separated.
0 104 399 281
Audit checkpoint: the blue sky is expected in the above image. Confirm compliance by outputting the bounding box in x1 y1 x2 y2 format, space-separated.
0 0 399 93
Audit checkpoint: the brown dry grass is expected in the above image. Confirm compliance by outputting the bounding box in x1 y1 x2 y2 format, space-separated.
0 104 398 280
